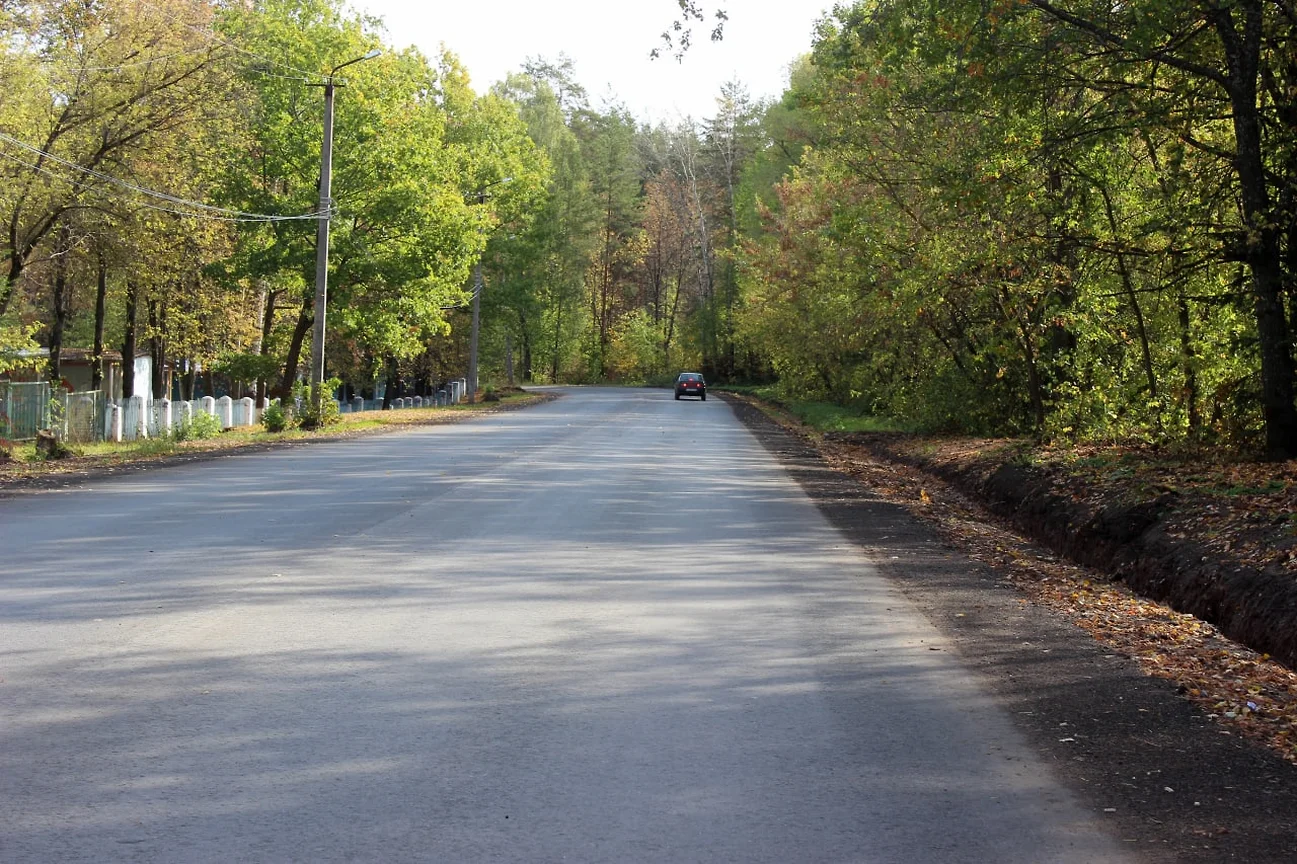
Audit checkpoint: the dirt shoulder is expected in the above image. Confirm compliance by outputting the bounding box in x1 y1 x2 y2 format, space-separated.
723 393 1297 863
0 391 559 498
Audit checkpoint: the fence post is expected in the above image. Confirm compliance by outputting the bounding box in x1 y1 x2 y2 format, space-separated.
128 394 147 440
108 403 122 443
239 397 255 427
40 381 51 433
201 396 215 418
94 390 106 443
352 396 363 413
157 398 172 436
216 396 233 428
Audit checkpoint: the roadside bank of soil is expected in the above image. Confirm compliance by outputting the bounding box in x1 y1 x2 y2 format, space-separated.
724 393 1297 862
826 432 1297 674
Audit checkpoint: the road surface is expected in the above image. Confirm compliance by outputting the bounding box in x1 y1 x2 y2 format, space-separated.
0 387 1137 862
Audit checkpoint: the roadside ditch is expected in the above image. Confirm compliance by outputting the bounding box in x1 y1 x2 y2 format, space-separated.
724 393 1297 862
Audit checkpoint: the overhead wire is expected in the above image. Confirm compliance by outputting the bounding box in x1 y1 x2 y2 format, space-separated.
0 136 331 223
70 42 218 73
0 3 353 222
441 283 483 310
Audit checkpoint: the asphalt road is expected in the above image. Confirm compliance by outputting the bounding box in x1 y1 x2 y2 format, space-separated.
0 387 1138 862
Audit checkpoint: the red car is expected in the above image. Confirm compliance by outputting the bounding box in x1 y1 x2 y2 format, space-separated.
674 372 706 401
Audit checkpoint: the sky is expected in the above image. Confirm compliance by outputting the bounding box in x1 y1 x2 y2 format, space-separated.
353 1 833 122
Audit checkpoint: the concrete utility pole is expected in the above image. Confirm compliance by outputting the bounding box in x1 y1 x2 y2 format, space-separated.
468 261 482 404
466 177 511 405
310 49 380 415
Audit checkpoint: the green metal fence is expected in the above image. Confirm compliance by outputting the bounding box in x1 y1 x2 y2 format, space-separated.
0 381 50 441
0 382 105 442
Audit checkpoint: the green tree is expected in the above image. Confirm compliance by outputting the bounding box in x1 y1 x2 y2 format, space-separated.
489 72 595 383
577 103 643 378
0 0 234 318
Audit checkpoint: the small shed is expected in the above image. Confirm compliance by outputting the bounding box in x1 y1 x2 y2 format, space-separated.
1 349 152 402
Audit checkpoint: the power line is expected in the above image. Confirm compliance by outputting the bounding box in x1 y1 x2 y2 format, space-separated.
38 38 313 83
441 284 482 310
71 42 218 73
0 138 330 223
0 132 329 221
0 146 328 223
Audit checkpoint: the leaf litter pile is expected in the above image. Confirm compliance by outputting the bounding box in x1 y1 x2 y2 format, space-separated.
746 399 1297 765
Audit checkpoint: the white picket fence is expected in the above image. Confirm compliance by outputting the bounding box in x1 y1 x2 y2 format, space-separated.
107 395 259 442
101 376 471 442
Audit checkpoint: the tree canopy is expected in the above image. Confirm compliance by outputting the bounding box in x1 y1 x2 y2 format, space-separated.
4 0 1294 456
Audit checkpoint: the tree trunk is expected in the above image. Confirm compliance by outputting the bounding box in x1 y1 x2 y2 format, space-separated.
1213 3 1297 454
92 252 107 391
1100 186 1157 399
1024 336 1046 432
248 280 268 404
279 298 313 398
520 314 533 382
552 292 563 384
121 281 139 400
1003 287 1046 431
505 331 514 386
381 355 397 409
1178 293 1200 434
2 256 19 319
256 288 278 407
664 271 683 369
47 225 71 386
148 298 166 400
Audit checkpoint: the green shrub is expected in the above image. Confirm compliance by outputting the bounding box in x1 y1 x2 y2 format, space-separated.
292 378 342 430
261 401 293 433
172 410 222 441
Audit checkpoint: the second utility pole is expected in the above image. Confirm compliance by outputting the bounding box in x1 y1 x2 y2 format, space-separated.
309 76 336 416
468 260 482 404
